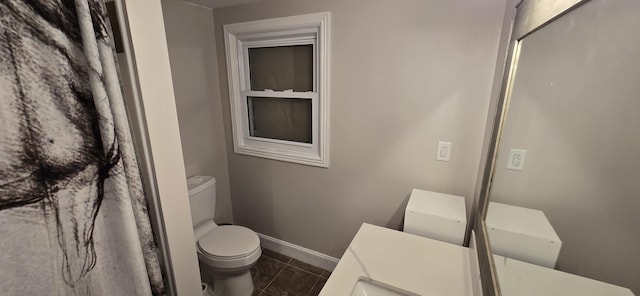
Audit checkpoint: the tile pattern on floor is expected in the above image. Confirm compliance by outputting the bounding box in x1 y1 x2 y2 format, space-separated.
251 249 331 296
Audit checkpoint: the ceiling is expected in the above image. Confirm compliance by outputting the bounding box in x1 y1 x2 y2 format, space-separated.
184 0 267 9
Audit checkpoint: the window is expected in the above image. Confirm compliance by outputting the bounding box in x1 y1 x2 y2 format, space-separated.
224 13 330 167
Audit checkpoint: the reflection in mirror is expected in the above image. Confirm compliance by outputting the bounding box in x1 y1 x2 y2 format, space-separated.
483 0 640 295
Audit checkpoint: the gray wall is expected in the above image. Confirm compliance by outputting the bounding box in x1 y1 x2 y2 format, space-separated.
489 0 640 292
162 0 234 223
214 0 508 257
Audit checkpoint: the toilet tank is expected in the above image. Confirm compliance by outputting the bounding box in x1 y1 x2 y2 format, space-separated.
187 176 216 227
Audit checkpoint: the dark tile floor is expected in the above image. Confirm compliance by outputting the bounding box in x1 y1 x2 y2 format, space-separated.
251 249 331 296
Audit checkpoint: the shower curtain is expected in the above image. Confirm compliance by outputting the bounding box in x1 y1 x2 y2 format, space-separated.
0 0 165 295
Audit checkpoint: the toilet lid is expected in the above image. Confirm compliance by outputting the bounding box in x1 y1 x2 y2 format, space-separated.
198 225 260 259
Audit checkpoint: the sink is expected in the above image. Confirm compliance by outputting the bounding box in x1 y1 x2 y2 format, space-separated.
319 224 473 296
350 278 417 296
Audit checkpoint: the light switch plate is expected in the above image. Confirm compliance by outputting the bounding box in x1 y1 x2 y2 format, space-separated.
437 142 452 161
507 149 527 170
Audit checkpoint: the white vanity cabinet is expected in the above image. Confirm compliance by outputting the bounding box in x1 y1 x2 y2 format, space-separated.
404 189 467 245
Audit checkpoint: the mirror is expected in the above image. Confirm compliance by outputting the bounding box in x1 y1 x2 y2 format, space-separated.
479 0 640 295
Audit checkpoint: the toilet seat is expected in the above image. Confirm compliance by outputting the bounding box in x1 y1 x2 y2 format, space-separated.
197 225 261 269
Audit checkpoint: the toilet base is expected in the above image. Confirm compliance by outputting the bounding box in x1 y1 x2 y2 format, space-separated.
212 270 254 296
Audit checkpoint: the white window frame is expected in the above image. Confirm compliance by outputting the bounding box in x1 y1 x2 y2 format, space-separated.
224 12 330 168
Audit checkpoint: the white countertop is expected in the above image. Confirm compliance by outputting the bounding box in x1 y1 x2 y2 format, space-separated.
494 254 634 296
320 223 474 296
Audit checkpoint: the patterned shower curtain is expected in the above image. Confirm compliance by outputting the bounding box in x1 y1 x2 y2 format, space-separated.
0 0 165 295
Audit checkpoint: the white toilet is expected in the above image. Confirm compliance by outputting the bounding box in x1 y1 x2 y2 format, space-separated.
187 176 262 296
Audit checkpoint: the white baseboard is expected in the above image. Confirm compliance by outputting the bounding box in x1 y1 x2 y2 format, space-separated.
257 233 339 272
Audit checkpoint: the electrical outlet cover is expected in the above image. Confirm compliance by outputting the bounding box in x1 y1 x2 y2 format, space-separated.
507 149 527 170
437 142 452 161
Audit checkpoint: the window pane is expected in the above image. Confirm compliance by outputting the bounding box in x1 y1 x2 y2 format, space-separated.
248 96 312 144
249 45 313 92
